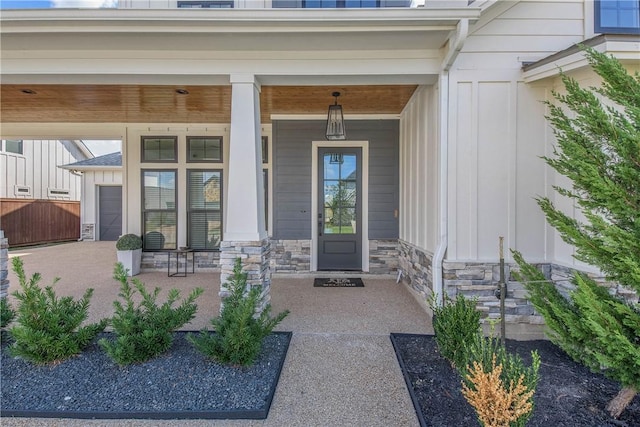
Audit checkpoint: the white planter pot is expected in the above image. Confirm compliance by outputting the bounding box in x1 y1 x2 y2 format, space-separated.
116 249 142 276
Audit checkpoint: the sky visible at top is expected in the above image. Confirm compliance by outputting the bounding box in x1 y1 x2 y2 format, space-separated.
0 0 117 8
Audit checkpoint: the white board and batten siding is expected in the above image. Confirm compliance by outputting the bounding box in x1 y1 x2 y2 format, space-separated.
0 140 81 201
399 85 439 254
447 0 587 263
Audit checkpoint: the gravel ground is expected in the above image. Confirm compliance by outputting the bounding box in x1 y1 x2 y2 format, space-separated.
1 332 291 419
391 334 640 427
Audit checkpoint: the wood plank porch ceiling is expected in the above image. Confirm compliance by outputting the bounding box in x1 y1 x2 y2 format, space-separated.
0 84 418 124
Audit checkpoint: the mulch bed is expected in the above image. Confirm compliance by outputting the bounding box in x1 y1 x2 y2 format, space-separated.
391 333 640 427
1 331 291 420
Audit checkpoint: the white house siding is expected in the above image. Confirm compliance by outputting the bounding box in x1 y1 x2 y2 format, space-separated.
398 84 439 297
0 140 81 201
448 0 586 263
81 170 122 241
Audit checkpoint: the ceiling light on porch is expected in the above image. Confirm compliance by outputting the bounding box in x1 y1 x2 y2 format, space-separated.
325 91 346 141
175 89 189 95
21 89 37 95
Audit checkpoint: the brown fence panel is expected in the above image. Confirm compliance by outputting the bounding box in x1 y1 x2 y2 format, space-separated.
0 199 80 247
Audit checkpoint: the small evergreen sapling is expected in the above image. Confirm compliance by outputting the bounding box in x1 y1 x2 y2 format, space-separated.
188 258 289 366
1 297 15 329
99 262 203 365
8 257 107 364
430 293 482 369
462 333 540 427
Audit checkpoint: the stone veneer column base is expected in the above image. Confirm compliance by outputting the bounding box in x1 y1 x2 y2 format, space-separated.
0 230 8 299
220 239 271 311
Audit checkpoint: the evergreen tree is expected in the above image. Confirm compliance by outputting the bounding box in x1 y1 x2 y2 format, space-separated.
513 48 640 418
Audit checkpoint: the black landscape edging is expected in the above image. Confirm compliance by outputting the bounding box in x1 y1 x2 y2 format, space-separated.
390 333 428 427
1 331 292 421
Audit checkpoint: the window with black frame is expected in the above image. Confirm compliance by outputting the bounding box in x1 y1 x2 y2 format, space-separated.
141 136 177 162
187 136 223 162
595 0 640 34
188 170 222 250
142 170 177 250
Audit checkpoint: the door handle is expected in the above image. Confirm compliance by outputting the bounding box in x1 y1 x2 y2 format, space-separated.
318 222 323 236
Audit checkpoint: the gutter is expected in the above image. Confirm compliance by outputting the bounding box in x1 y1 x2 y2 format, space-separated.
432 19 468 307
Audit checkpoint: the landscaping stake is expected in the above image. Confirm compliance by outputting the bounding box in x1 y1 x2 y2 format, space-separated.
499 237 506 346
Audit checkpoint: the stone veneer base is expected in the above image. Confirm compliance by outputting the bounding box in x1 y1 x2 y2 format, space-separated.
0 231 8 299
397 240 637 326
220 239 271 310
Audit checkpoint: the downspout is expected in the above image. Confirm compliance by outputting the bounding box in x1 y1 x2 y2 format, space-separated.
432 18 469 307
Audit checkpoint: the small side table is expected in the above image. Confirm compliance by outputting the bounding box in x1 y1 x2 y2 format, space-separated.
168 248 195 277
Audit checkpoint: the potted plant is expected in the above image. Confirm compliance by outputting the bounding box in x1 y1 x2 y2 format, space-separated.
116 234 143 276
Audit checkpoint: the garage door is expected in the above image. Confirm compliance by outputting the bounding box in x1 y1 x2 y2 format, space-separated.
99 186 122 241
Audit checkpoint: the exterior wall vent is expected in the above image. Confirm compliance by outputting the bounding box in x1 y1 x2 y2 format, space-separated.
47 188 71 199
14 185 32 197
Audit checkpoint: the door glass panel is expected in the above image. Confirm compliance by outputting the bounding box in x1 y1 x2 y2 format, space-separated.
323 153 357 235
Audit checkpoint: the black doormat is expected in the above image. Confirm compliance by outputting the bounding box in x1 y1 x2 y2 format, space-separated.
313 277 364 287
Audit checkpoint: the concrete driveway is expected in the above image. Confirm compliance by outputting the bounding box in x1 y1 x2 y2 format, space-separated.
4 241 433 427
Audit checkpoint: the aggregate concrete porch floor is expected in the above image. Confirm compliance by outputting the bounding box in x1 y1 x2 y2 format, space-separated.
3 241 432 427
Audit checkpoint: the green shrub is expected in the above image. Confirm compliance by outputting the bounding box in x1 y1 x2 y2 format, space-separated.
430 293 482 369
461 334 541 427
99 262 203 365
188 258 289 366
1 297 15 329
8 257 107 364
115 234 142 251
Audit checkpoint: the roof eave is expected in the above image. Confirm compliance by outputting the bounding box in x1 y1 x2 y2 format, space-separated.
522 34 640 83
0 8 481 34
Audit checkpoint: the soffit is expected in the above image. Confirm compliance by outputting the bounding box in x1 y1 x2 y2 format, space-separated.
0 84 417 123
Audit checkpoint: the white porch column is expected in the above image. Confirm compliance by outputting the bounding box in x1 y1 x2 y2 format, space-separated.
225 74 266 242
220 74 270 309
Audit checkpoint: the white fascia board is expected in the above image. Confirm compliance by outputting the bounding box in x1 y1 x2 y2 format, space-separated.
0 8 481 34
59 165 122 171
522 38 640 83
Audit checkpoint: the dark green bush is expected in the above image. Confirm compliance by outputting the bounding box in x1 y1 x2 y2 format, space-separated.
115 234 142 250
188 258 289 366
1 297 15 329
99 262 203 365
430 293 482 369
8 257 107 364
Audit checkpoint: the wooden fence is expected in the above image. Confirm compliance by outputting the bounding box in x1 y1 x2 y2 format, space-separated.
0 199 80 247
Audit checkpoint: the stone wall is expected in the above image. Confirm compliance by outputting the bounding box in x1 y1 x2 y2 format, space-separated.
550 263 638 304
369 239 400 274
220 239 271 310
398 240 434 301
270 239 311 273
0 231 8 299
442 261 544 325
141 250 221 272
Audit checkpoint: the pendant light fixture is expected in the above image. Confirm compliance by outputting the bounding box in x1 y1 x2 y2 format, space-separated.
325 91 346 141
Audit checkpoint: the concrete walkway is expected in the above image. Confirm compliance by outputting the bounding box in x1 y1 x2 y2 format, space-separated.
3 241 432 427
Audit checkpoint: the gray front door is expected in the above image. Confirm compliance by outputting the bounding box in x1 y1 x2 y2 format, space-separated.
317 147 362 271
99 186 122 241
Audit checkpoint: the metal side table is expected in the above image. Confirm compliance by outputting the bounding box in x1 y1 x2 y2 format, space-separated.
168 248 194 277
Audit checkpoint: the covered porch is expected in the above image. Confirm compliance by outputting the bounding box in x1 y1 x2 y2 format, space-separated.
1 6 481 307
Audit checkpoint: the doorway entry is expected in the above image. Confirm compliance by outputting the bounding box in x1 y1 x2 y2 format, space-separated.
317 147 362 270
98 186 122 241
